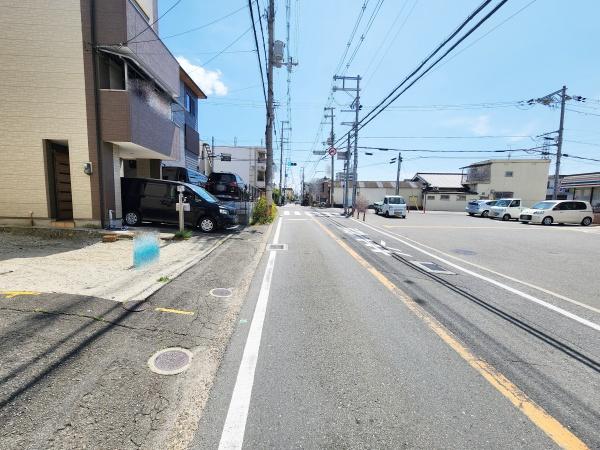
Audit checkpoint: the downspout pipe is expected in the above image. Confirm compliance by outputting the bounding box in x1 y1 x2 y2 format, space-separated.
90 0 106 228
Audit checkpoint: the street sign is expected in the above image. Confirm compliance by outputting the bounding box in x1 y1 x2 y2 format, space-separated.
312 151 327 155
337 151 348 160
176 203 190 212
328 147 337 156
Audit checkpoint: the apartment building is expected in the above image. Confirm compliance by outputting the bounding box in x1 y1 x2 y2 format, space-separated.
163 69 206 172
461 159 551 206
0 0 203 228
210 146 267 191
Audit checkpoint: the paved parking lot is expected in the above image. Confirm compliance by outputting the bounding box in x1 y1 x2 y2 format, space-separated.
359 209 600 311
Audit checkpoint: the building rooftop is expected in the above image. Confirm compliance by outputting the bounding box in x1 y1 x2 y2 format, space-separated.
460 158 550 169
411 173 464 189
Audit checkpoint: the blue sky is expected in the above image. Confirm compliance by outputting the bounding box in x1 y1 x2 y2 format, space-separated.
158 0 600 190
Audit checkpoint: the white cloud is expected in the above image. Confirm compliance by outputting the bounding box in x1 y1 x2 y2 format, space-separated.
442 114 492 135
176 56 228 96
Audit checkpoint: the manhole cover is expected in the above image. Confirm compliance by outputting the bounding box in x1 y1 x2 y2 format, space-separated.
267 244 287 251
453 249 477 255
122 300 149 312
148 348 192 375
210 288 232 298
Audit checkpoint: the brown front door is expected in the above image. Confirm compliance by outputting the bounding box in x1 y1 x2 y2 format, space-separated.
52 145 73 220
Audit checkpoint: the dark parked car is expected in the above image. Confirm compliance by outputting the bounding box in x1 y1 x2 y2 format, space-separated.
121 178 237 232
162 166 208 188
206 172 247 201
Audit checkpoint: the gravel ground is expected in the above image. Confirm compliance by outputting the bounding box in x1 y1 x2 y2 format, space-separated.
0 229 225 302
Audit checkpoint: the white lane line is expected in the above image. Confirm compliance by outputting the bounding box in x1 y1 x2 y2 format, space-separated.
373 222 600 316
352 219 600 332
283 211 290 216
294 211 301 216
305 212 313 216
286 218 308 221
218 218 282 449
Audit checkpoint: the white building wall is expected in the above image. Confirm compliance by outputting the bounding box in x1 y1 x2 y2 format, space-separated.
488 160 550 206
424 193 479 212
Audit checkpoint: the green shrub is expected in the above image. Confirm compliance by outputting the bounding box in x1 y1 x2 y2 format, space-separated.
173 230 193 240
251 197 277 224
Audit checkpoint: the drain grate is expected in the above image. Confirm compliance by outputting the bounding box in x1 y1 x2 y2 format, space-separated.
267 244 288 251
148 348 192 375
210 288 232 298
122 300 149 312
411 261 455 275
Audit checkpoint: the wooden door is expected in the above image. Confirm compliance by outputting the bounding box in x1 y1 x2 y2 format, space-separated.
52 146 73 220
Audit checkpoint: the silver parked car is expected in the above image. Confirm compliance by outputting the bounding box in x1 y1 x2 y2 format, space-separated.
465 200 498 217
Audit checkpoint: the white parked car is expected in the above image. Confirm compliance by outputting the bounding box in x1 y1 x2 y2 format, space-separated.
519 200 594 226
489 198 525 221
377 195 407 218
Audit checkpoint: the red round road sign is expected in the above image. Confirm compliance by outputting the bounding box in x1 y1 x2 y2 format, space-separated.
328 147 337 156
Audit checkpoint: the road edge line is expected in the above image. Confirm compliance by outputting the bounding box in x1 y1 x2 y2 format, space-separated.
218 218 282 450
314 218 589 450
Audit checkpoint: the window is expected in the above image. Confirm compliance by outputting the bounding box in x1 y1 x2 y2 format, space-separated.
510 200 520 207
427 195 435 200
575 202 588 210
505 171 513 177
98 53 125 90
184 91 196 115
144 182 168 198
440 195 450 200
456 195 466 201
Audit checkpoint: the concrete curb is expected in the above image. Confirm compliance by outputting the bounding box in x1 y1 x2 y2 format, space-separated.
125 234 233 302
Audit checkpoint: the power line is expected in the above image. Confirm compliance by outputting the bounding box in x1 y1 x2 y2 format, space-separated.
190 26 253 69
248 0 268 105
344 0 385 72
126 0 183 44
128 3 248 44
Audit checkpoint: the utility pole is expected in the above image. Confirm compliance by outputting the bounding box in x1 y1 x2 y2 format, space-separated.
554 85 567 200
334 75 361 213
344 134 351 215
395 152 402 195
528 85 586 200
301 166 305 203
324 107 335 206
265 0 275 208
279 120 289 204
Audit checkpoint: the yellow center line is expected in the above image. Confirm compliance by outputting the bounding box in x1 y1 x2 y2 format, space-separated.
154 307 194 315
1 291 41 299
312 218 588 450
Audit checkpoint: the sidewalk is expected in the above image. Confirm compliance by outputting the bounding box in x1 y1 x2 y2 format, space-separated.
0 224 272 450
0 227 231 302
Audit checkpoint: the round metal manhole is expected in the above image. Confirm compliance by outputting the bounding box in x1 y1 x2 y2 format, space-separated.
210 288 232 298
122 300 150 312
148 348 193 375
453 249 477 256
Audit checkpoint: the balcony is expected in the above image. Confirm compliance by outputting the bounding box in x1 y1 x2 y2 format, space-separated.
100 88 179 159
95 0 179 96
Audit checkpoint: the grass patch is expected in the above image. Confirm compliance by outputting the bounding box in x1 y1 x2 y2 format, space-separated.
157 276 170 283
173 230 193 240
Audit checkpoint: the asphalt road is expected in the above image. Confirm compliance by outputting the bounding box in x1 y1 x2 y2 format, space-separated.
193 205 600 449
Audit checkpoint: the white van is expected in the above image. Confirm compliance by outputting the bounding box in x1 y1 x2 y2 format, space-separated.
377 195 407 218
489 198 525 221
520 200 594 226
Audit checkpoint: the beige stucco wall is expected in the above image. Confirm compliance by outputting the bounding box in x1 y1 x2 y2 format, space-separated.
0 0 93 223
488 160 550 206
333 186 422 207
424 193 479 212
